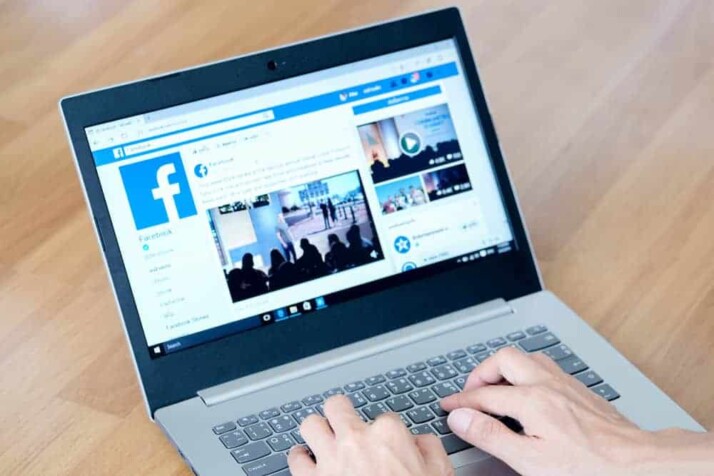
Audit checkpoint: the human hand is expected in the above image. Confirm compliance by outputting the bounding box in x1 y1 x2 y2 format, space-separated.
440 347 713 476
288 394 453 476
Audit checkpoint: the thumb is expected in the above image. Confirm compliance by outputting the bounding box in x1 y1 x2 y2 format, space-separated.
447 408 532 464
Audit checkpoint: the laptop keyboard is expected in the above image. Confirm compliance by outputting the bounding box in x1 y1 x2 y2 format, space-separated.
211 325 620 476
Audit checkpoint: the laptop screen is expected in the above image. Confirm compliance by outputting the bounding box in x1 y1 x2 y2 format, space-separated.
85 39 516 358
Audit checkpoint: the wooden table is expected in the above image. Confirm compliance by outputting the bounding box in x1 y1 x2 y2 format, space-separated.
0 1 712 474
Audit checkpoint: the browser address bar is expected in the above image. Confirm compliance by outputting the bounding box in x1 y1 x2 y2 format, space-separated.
123 110 275 156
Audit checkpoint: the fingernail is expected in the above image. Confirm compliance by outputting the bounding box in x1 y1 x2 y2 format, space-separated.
448 408 475 434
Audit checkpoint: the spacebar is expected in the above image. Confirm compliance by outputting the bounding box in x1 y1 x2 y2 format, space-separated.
242 453 288 476
440 434 472 454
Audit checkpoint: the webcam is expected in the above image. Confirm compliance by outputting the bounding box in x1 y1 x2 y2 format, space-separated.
267 60 278 71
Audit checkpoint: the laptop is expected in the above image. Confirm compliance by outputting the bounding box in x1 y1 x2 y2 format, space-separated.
59 8 703 475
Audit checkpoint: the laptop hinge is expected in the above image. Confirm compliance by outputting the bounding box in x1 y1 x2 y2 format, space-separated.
198 298 513 407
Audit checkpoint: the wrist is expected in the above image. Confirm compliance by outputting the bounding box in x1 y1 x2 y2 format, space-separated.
619 428 713 476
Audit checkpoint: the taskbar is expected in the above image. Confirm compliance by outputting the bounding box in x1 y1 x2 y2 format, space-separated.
147 240 514 359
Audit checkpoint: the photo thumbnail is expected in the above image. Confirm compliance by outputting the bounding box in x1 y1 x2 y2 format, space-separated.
422 163 473 202
358 104 463 184
207 170 383 303
374 175 428 215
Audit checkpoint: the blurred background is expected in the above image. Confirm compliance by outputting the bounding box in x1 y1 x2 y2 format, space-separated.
0 1 712 474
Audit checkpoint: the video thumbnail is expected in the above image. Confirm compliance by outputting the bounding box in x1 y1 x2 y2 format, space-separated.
374 175 429 215
358 104 463 184
207 170 384 303
422 163 472 202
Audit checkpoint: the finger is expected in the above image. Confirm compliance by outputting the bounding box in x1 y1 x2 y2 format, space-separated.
463 347 550 390
299 414 334 456
440 385 528 421
288 445 316 476
447 408 533 464
530 352 564 374
414 434 450 471
323 394 365 435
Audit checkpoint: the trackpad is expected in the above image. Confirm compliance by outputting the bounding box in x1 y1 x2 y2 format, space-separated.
451 449 517 475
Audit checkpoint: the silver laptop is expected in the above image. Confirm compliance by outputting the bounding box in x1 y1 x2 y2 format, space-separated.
59 8 702 476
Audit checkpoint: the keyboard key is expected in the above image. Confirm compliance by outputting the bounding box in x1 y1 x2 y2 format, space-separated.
592 384 620 401
315 403 325 415
323 387 344 398
453 376 467 389
365 374 386 386
427 356 447 367
506 331 527 341
231 441 271 463
453 357 476 374
302 394 323 406
408 386 436 404
575 370 603 388
431 364 458 381
406 362 427 373
238 415 259 427
290 429 304 444
258 408 280 420
410 424 437 436
363 385 390 402
519 332 560 352
526 325 548 335
386 378 413 394
347 392 368 408
213 421 237 435
244 422 273 441
344 381 365 392
362 402 389 420
386 368 407 379
408 371 436 388
542 344 573 361
440 434 472 455
429 402 448 417
431 418 452 435
266 433 295 452
386 395 414 412
399 413 413 427
487 337 508 348
556 355 588 375
474 350 496 362
220 430 249 449
268 415 297 433
280 401 302 413
500 416 523 433
432 382 459 398
446 349 467 360
292 408 318 424
466 343 487 354
407 406 435 424
241 453 288 476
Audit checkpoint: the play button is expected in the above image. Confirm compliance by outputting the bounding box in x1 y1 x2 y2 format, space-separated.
399 132 422 156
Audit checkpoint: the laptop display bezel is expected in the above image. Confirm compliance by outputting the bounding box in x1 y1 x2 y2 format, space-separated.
60 7 542 415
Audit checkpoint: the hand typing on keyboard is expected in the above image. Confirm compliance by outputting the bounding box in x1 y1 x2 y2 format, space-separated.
440 347 714 476
288 395 453 476
283 342 713 476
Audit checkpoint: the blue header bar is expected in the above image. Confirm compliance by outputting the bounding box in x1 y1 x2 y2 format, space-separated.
93 62 459 166
352 85 442 115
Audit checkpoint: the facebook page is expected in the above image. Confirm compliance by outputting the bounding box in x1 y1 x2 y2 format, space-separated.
85 40 514 357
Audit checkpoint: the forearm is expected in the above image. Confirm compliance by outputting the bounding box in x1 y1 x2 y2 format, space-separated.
630 429 714 475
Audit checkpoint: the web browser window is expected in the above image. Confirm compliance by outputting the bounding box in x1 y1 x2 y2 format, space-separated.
86 40 515 358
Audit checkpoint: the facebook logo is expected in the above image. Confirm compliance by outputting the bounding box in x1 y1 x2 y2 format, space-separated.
119 153 197 230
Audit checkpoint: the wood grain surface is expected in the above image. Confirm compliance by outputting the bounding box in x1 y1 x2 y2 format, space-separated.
0 1 712 474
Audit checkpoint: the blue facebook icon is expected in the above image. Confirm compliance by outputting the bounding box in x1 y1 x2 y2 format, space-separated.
119 153 197 230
